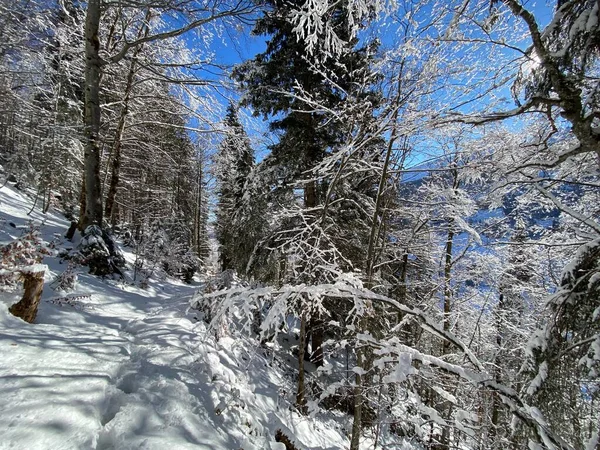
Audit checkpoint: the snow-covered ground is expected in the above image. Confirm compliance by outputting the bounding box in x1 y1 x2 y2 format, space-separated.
0 184 354 450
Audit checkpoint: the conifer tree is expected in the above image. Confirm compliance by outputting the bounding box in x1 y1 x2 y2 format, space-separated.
233 0 383 420
214 103 254 273
232 0 366 216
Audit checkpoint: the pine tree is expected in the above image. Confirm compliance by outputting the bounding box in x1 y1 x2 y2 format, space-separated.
232 0 366 216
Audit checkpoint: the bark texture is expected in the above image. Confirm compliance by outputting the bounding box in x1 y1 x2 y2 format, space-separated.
295 314 308 414
9 270 45 323
82 0 103 229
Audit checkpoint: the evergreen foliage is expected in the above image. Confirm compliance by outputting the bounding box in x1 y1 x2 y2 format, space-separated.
214 103 254 273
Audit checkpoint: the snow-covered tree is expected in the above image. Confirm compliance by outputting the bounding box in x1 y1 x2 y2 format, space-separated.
214 103 254 272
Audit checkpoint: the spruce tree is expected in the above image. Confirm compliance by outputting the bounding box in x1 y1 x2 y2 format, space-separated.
232 0 364 213
233 0 383 416
214 103 254 273
232 0 382 274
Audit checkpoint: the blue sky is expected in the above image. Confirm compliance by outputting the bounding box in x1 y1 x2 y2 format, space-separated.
180 0 557 162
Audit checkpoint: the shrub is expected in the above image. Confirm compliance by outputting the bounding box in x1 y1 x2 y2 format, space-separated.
1 223 52 288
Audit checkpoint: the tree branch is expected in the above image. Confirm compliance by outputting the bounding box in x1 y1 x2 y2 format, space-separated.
107 1 255 64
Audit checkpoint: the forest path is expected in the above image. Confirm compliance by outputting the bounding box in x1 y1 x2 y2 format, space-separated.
0 183 352 450
0 272 240 449
0 184 253 449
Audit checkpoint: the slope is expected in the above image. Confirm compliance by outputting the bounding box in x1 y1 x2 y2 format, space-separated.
0 183 352 450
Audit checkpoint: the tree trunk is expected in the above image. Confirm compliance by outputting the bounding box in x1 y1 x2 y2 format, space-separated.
442 223 454 355
490 293 504 443
350 347 363 450
9 268 46 323
351 77 402 450
82 0 103 230
65 221 78 240
78 171 86 231
439 166 460 449
104 131 123 225
296 314 308 414
310 317 324 366
305 179 317 209
105 12 150 225
435 221 455 449
304 178 324 367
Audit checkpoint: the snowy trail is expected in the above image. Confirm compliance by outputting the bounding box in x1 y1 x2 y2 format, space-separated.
94 294 238 450
0 278 351 450
1 272 291 449
0 278 227 450
0 184 354 450
0 276 338 450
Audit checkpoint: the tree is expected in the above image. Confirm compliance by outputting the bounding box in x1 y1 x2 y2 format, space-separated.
493 0 600 162
214 103 254 272
103 8 152 225
435 2 600 446
82 0 103 229
0 0 84 216
80 0 256 230
233 0 386 421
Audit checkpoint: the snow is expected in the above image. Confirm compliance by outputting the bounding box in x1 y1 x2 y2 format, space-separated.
351 366 367 375
527 361 548 396
586 431 599 450
0 184 358 450
8 264 48 274
382 352 416 384
1 273 249 449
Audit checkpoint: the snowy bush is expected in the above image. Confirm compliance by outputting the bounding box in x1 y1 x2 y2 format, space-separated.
134 220 199 283
75 225 125 277
193 270 247 337
179 250 200 283
0 223 53 288
51 261 78 292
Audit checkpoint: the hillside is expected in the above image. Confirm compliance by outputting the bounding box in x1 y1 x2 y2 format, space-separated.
0 184 375 450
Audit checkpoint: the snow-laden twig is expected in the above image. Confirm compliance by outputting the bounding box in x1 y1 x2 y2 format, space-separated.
193 277 572 449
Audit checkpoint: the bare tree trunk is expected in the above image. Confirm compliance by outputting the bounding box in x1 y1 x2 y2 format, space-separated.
82 0 103 230
104 130 123 225
310 317 324 366
304 178 324 368
442 223 454 355
438 216 455 450
193 161 200 253
66 221 78 241
373 381 384 449
43 187 51 214
439 166 459 449
9 268 46 323
490 293 505 444
296 313 308 414
105 11 151 225
351 75 402 450
78 171 86 230
27 185 41 215
442 162 459 355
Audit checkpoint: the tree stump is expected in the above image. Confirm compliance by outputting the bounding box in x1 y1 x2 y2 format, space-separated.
275 429 300 450
9 265 46 323
65 221 78 241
